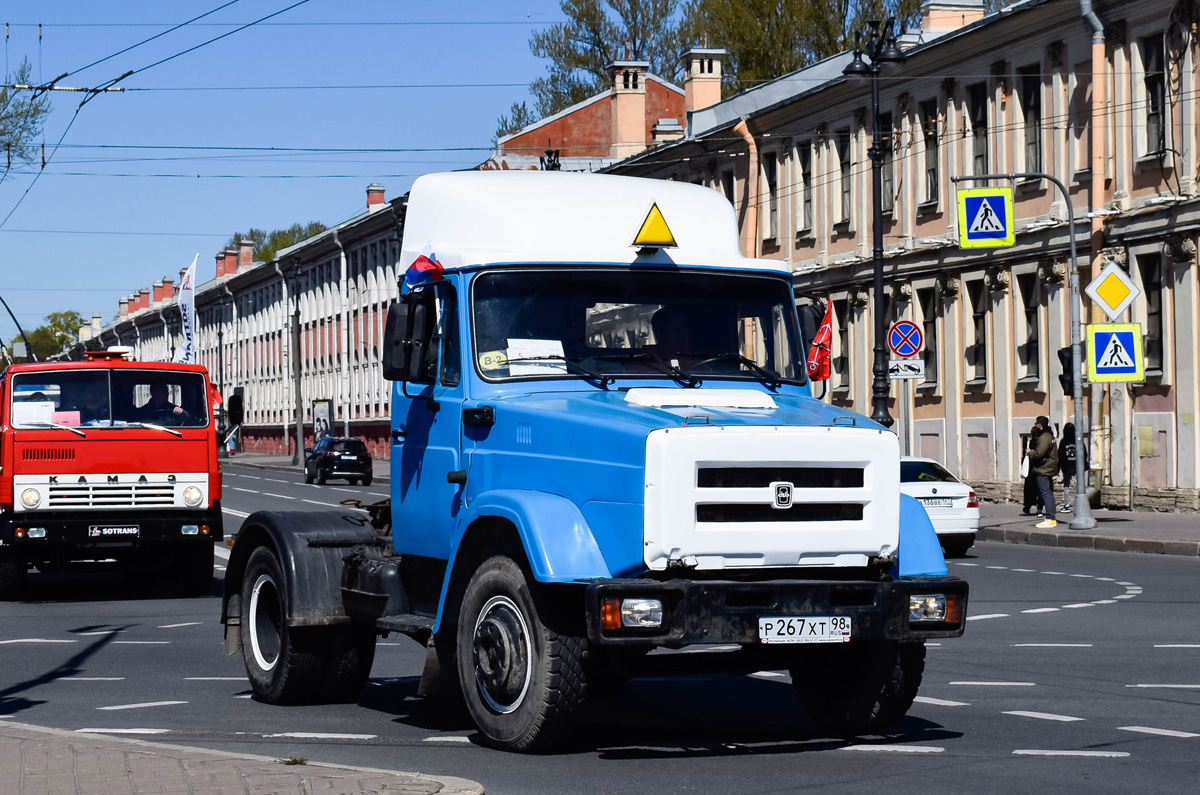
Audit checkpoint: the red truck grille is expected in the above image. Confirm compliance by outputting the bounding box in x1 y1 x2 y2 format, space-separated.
47 483 175 508
21 447 76 462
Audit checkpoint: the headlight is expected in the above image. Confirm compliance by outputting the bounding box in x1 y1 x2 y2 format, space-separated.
620 598 664 628
909 593 948 622
20 488 41 509
182 486 203 507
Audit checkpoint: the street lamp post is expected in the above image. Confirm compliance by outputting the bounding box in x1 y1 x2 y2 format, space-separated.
844 19 905 429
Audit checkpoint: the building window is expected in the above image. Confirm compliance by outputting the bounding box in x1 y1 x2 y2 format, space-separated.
1142 33 1166 156
967 82 988 176
721 169 736 208
879 111 894 214
833 298 850 390
965 280 988 384
920 99 939 205
797 143 813 232
835 128 851 224
1138 253 1164 372
1018 64 1042 172
1071 63 1092 174
917 287 938 386
762 152 778 240
1015 273 1040 382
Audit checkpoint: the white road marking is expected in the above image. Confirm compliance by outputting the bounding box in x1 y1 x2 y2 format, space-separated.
1127 684 1200 689
1092 600 1117 605
1013 643 1092 647
0 639 77 645
1022 608 1061 614
97 701 187 711
1063 603 1095 609
1004 711 1084 722
1095 577 1115 582
1118 726 1200 738
185 677 245 681
263 492 296 500
950 681 1036 687
58 677 125 681
751 671 786 678
231 487 259 494
1041 571 1066 575
112 641 169 645
158 622 201 629
77 630 122 636
77 728 170 735
329 487 359 494
1155 644 1200 648
1012 568 1036 572
841 745 944 753
265 478 289 483
222 508 250 518
678 645 740 654
1114 594 1136 599
955 562 979 567
364 493 388 498
966 613 1009 621
423 736 472 743
1013 750 1129 758
985 565 1008 570
1116 581 1135 586
234 694 253 698
913 696 969 707
1069 574 1093 578
262 732 377 740
215 565 227 571
214 546 231 561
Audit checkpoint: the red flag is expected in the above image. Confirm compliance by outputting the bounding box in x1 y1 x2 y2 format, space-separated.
806 301 833 382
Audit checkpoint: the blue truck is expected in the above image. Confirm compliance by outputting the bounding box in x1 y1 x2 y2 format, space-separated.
221 171 968 751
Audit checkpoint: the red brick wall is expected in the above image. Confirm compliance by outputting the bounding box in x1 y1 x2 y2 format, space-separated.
644 82 685 142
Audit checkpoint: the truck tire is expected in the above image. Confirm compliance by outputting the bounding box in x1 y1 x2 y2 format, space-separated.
319 625 377 702
182 544 214 596
941 538 973 558
239 546 324 704
0 559 27 601
456 555 587 752
790 640 926 736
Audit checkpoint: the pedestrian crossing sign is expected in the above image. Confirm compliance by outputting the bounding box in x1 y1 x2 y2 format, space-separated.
1087 323 1145 383
956 187 1015 248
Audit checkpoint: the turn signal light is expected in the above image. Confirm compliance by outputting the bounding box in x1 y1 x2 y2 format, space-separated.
601 598 622 631
944 593 963 624
200 524 211 536
14 527 25 538
967 491 979 508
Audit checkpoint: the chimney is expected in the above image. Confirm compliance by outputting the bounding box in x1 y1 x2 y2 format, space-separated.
79 323 92 343
119 297 130 318
366 183 386 210
652 118 685 144
238 238 253 272
216 252 227 279
92 314 102 336
162 276 175 301
681 47 725 115
180 267 189 288
152 279 164 306
225 246 239 277
608 59 650 160
138 288 150 312
919 0 985 36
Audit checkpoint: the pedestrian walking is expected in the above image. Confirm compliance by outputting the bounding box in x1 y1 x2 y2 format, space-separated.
1028 416 1058 528
1059 422 1088 513
1021 423 1044 516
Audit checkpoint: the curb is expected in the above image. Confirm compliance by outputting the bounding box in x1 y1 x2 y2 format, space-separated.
978 525 1200 557
225 458 391 485
0 719 483 795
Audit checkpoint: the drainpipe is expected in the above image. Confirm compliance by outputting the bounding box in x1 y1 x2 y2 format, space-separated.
1082 0 1106 495
332 229 351 437
733 118 760 258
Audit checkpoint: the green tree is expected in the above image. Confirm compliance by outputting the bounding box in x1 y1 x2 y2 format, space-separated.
494 101 536 144
528 0 685 118
22 310 85 360
0 60 51 174
227 222 328 264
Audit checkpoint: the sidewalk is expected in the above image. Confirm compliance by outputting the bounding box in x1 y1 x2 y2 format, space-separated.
0 720 482 795
978 500 1200 557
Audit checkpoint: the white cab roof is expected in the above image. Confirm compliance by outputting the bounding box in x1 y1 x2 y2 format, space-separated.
400 171 787 275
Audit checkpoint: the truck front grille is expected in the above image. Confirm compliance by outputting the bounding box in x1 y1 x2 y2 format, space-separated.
697 466 863 489
48 483 176 508
696 503 865 523
21 447 76 462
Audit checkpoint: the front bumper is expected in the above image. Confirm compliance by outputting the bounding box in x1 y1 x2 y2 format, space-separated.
0 505 223 563
585 576 968 646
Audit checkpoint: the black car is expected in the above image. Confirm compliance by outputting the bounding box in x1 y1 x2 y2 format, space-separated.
304 437 373 486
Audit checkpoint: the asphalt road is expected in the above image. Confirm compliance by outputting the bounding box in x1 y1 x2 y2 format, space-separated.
1 462 1198 794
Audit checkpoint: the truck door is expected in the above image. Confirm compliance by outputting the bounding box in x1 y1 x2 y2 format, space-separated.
390 280 463 559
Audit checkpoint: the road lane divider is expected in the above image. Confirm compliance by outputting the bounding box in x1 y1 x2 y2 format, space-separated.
158 622 201 629
76 728 170 735
1117 726 1200 738
1003 711 1084 722
97 701 187 711
1013 750 1129 758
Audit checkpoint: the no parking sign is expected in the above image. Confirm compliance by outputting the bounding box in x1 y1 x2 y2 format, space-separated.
888 320 923 358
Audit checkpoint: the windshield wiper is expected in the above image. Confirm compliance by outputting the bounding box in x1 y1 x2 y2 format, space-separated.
692 353 783 391
123 421 184 438
590 352 701 387
21 421 87 437
505 356 615 387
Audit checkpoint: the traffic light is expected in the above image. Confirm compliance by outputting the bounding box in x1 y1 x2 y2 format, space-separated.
1058 343 1085 394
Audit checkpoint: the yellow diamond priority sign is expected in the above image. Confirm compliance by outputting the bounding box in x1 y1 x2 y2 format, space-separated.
1085 262 1140 321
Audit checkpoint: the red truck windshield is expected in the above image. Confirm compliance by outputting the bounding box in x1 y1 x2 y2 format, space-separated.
10 370 210 429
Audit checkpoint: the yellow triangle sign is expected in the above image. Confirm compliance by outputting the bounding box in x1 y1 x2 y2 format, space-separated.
632 203 677 248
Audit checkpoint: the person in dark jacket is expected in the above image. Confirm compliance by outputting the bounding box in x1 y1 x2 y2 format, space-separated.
1028 416 1058 527
1059 422 1088 513
1022 423 1044 515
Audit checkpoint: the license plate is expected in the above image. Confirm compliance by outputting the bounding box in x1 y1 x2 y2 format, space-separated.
920 497 953 508
88 525 139 538
758 616 851 644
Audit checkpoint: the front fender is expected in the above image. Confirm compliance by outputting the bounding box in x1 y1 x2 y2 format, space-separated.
897 493 949 577
433 489 612 632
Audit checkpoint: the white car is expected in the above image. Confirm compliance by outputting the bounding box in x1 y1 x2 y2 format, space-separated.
900 456 979 557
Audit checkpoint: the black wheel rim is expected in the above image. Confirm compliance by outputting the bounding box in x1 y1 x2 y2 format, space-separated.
472 595 532 714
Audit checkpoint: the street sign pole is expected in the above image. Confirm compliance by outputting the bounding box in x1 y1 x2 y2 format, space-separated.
952 173 1095 529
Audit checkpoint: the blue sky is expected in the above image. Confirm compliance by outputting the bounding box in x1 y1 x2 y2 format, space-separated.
0 0 562 348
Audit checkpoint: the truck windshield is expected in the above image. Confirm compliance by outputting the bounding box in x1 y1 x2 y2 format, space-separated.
472 268 806 385
10 370 210 428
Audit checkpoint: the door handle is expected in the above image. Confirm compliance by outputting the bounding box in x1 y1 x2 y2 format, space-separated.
391 428 406 442
446 470 467 485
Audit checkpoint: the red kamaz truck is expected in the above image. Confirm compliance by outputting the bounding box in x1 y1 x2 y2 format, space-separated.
0 349 223 598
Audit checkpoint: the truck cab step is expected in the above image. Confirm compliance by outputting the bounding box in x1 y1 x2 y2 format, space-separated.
376 613 434 634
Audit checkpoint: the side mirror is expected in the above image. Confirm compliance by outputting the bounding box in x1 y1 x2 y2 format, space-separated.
227 392 244 426
383 290 437 382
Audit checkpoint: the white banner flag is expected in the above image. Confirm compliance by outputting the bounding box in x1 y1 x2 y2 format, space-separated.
173 254 198 363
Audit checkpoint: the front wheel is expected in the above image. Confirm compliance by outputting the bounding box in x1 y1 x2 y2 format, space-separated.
456 555 587 752
181 544 214 596
0 559 27 601
239 546 324 703
790 640 926 736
